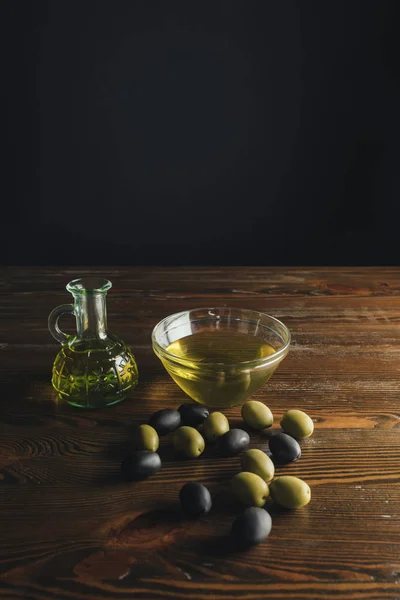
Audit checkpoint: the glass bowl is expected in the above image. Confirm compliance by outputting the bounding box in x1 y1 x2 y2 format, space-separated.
151 307 291 408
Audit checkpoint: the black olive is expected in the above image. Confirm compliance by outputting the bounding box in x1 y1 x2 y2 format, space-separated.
149 409 181 435
269 432 301 463
232 507 272 546
178 403 209 427
121 451 161 481
179 482 212 517
216 429 250 457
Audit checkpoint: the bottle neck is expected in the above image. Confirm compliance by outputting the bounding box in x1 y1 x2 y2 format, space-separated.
74 292 108 340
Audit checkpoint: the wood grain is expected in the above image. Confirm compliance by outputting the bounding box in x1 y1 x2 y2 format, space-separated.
1 267 400 599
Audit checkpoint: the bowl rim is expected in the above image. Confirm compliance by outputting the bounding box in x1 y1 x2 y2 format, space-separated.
151 307 291 369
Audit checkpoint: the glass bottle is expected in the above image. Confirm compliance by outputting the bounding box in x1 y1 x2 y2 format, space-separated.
48 277 138 408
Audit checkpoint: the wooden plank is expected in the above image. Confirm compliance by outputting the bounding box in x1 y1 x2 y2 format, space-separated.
0 267 400 599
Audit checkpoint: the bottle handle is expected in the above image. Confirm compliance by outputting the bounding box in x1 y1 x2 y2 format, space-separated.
48 304 75 345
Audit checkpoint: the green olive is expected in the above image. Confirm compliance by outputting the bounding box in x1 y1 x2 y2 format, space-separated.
173 426 205 458
257 343 276 358
202 412 229 442
241 448 275 482
269 476 311 509
133 424 159 452
241 400 273 430
280 409 314 439
231 472 270 507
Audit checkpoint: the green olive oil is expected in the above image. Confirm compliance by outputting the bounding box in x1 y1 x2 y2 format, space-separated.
52 335 138 408
164 331 277 408
49 278 138 409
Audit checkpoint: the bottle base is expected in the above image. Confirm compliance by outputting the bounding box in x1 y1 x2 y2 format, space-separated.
51 336 139 409
62 395 129 409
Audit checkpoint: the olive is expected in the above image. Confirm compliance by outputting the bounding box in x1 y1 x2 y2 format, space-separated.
281 409 314 439
173 426 205 458
178 403 209 427
202 412 229 442
232 507 272 546
121 450 161 481
231 471 270 507
179 481 212 517
241 448 275 482
217 429 250 457
241 400 274 430
133 424 159 452
269 476 311 509
149 408 181 435
257 344 276 358
269 432 301 463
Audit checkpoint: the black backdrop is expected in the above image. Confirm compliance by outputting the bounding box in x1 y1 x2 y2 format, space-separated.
2 0 400 266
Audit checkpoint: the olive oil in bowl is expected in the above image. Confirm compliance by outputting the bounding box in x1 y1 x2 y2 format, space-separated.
152 308 290 408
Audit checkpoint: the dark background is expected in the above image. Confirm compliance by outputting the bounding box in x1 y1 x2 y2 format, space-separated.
2 0 400 266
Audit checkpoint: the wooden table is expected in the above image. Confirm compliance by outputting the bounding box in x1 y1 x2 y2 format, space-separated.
1 267 400 600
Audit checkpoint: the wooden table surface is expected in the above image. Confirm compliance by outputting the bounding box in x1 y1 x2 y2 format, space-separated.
1 267 400 600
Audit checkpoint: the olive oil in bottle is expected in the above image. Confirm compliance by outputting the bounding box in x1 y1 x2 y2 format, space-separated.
49 278 138 409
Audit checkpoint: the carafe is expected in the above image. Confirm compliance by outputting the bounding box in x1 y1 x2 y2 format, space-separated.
48 277 138 408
